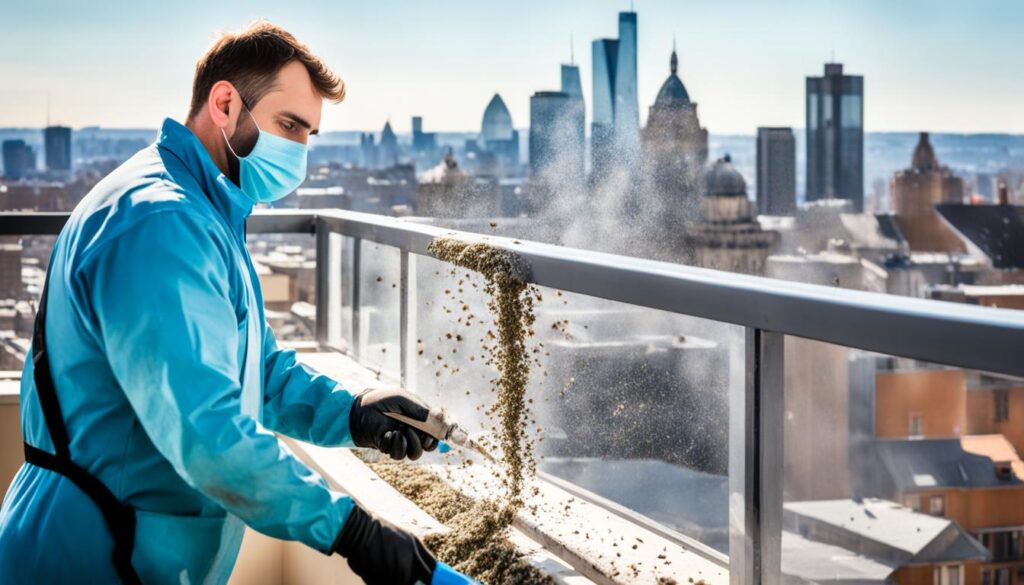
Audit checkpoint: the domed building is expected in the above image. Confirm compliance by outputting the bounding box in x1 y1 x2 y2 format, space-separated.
479 93 520 177
687 156 779 274
641 47 709 211
481 94 514 142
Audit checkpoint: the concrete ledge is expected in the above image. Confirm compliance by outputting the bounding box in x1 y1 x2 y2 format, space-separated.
0 379 20 405
295 351 729 584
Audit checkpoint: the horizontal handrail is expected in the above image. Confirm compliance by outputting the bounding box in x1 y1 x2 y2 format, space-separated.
3 209 1023 377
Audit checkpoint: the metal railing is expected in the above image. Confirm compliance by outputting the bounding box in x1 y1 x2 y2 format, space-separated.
3 208 1024 584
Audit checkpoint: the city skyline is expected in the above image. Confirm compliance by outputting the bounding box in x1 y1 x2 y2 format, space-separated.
1 0 1023 136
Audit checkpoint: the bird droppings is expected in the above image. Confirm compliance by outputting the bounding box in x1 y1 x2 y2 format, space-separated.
366 459 553 585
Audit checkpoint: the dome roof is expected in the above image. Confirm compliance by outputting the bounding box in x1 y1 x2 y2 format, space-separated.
705 155 747 197
481 94 514 142
654 50 691 107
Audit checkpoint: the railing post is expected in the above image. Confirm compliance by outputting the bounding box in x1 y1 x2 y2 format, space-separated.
730 328 784 585
351 237 362 360
314 216 330 347
399 250 416 389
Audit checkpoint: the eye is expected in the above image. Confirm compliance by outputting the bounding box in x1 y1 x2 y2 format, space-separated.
280 120 296 132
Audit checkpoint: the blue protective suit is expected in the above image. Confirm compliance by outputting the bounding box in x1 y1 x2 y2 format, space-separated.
0 118 358 583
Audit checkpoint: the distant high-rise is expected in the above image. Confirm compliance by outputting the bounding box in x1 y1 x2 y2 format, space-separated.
806 63 863 211
591 11 639 179
481 94 514 143
756 127 796 215
561 64 582 100
529 91 584 181
411 116 437 158
480 94 520 177
359 132 376 168
378 121 398 167
613 12 639 146
44 125 72 172
2 140 36 180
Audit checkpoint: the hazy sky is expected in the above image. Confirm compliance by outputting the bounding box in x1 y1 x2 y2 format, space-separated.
1 0 1022 135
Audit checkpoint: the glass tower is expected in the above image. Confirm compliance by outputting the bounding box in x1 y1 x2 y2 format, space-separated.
756 127 797 215
613 12 639 152
590 11 638 180
806 63 864 211
44 125 72 172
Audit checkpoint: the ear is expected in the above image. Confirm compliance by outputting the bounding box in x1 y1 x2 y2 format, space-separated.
207 81 240 134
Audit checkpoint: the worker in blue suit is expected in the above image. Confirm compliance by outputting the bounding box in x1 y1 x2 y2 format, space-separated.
0 21 472 585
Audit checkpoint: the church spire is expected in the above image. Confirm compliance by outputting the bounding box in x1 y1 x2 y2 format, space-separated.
670 45 678 76
911 131 938 172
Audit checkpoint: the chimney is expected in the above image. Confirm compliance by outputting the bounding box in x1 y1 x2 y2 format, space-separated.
997 182 1009 206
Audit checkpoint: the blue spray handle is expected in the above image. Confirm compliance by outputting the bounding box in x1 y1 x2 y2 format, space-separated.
431 561 480 584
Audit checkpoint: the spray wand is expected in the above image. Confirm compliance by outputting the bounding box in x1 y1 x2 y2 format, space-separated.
384 410 497 462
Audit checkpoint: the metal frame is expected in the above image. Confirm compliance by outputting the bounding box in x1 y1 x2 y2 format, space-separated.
6 209 1024 583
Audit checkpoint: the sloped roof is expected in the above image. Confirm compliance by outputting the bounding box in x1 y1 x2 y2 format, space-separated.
875 436 1023 491
784 498 989 564
936 203 1024 269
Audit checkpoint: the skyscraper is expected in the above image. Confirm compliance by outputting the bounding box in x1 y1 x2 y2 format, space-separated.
561 64 582 100
613 12 639 149
44 125 72 172
2 140 36 180
756 127 796 215
591 11 639 180
480 94 520 177
529 90 584 181
378 121 398 168
806 63 863 211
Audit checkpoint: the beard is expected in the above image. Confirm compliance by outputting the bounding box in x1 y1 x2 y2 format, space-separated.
226 112 260 186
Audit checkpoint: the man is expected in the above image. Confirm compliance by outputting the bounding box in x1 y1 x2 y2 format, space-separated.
0 21 461 585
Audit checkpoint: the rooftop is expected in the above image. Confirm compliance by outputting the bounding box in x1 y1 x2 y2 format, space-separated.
783 498 988 564
874 435 1024 492
936 203 1024 269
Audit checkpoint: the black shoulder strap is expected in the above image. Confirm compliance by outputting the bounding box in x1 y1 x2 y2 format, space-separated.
23 262 141 585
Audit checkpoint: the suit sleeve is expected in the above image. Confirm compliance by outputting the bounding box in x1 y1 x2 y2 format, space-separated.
86 210 353 552
261 322 357 447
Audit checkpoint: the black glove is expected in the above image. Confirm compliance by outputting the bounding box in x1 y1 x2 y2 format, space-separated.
349 388 440 460
333 504 437 585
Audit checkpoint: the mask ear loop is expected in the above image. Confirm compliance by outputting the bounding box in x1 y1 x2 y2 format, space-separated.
221 96 259 160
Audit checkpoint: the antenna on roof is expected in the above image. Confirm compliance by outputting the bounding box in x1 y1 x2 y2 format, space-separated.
673 34 677 52
570 33 574 65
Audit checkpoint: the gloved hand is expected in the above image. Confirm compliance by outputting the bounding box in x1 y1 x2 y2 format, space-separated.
349 388 439 460
332 504 437 585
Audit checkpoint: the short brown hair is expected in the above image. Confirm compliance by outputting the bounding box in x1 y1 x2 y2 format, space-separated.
187 21 345 121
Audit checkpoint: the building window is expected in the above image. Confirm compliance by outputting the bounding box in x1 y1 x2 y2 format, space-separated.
906 494 921 512
930 495 945 516
935 564 962 585
979 529 1024 562
910 413 923 436
994 389 1009 423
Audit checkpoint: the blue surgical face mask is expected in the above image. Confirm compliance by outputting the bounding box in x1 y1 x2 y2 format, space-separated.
221 104 307 203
